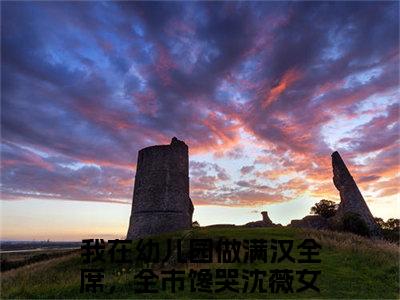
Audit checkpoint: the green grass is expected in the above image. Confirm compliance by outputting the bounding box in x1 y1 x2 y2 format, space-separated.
1 249 77 272
1 227 399 299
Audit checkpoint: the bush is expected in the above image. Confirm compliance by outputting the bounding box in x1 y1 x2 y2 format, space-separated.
381 229 400 244
385 218 399 230
374 217 399 244
341 212 370 237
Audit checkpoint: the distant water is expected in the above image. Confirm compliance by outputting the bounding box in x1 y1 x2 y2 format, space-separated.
0 241 81 253
1 247 80 254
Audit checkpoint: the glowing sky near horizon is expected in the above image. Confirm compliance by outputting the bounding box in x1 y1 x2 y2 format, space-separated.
1 1 399 240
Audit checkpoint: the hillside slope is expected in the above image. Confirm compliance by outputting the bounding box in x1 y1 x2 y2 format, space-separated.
1 227 399 299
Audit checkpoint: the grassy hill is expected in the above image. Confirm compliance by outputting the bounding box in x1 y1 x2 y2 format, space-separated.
1 226 399 299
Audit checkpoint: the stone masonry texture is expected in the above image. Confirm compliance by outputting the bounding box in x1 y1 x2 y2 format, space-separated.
331 151 380 235
126 137 194 239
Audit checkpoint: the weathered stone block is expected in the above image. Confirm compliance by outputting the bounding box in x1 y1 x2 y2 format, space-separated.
289 215 330 230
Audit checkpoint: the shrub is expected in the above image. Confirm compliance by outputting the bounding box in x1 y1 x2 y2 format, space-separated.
341 212 370 237
374 217 399 244
385 218 399 230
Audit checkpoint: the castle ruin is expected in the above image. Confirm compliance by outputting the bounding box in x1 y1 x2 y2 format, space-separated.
244 211 277 227
290 151 380 236
126 137 194 239
331 151 380 235
126 140 380 238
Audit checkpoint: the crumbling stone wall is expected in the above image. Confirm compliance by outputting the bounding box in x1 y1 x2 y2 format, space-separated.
244 211 278 227
289 215 329 230
127 137 194 239
331 151 380 235
290 151 380 236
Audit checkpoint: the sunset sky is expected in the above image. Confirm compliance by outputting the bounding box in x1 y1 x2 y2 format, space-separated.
1 1 399 241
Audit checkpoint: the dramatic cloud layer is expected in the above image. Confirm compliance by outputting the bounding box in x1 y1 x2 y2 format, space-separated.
1 2 399 209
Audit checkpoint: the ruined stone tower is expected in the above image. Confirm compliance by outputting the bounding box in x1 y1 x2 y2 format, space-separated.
244 211 276 227
331 151 380 235
261 211 272 224
127 137 194 239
